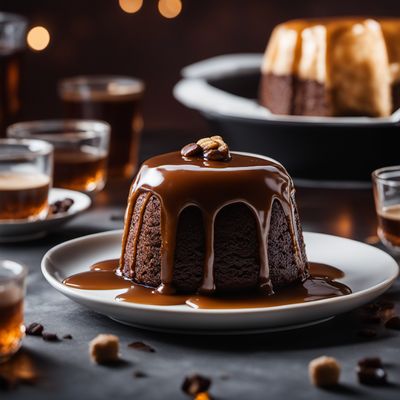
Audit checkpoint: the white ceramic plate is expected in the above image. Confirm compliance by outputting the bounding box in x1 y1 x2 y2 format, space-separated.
41 230 398 335
174 53 400 126
0 188 91 242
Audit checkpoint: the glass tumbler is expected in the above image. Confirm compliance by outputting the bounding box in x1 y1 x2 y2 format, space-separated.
0 138 53 221
8 119 110 193
0 260 27 363
372 166 400 253
58 75 145 178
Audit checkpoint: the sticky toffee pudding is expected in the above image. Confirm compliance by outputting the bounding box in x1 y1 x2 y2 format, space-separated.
63 137 351 308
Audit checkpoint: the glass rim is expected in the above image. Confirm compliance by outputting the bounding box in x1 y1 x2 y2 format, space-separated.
7 119 111 142
0 259 28 283
372 165 400 187
58 75 145 99
0 12 27 25
0 138 53 160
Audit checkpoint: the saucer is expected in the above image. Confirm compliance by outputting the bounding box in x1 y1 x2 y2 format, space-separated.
41 230 398 334
0 188 91 243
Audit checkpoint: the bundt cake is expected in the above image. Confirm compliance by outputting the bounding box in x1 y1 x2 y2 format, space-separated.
259 18 400 117
119 136 308 295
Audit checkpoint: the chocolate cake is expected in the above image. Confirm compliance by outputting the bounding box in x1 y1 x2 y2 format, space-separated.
259 18 400 117
119 136 308 295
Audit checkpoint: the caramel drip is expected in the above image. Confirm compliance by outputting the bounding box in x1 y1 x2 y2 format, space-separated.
119 152 306 295
200 212 216 292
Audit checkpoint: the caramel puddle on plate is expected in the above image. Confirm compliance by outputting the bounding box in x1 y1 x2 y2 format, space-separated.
62 260 351 309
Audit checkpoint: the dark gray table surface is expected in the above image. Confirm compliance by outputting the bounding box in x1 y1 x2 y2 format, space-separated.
1 132 400 399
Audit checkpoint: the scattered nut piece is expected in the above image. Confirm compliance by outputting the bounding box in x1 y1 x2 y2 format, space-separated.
89 334 120 364
133 370 147 378
356 358 387 386
63 334 73 340
42 332 60 342
362 300 396 324
128 341 155 353
309 356 341 387
182 374 212 397
384 316 400 330
358 357 383 369
181 143 203 157
50 198 74 214
25 322 44 336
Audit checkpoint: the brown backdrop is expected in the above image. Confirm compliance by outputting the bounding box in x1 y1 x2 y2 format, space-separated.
2 0 400 134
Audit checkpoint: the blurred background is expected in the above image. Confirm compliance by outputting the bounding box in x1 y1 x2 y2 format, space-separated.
2 0 400 136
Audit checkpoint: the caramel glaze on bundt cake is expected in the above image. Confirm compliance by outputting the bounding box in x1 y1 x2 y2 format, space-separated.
259 18 400 117
119 137 308 295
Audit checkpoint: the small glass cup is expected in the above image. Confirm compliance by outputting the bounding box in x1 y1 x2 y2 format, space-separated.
0 138 53 221
372 166 400 253
0 13 28 136
58 75 145 178
8 120 110 193
0 260 27 363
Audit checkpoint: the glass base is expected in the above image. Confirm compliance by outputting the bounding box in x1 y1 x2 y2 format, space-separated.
378 229 400 256
0 342 22 364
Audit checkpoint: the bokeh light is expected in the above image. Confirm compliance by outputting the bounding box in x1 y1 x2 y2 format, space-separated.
27 26 50 51
119 0 143 14
158 0 182 19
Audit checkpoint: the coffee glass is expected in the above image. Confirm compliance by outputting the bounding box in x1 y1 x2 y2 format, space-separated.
58 76 144 178
0 138 53 221
8 120 110 193
0 13 28 136
372 166 400 253
0 260 27 363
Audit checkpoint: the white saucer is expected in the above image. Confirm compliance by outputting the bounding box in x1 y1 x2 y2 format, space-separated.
0 188 91 243
41 230 399 335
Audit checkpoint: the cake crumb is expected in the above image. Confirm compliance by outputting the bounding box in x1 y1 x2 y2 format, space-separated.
309 356 341 387
89 334 120 364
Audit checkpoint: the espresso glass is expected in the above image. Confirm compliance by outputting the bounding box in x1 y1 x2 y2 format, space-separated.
0 13 27 136
58 76 144 178
372 166 400 253
0 260 27 363
8 120 110 193
0 138 53 221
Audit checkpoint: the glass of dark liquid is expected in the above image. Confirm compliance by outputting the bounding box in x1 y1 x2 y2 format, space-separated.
8 120 110 193
0 139 53 221
0 260 27 363
373 166 400 253
58 76 144 178
0 13 27 136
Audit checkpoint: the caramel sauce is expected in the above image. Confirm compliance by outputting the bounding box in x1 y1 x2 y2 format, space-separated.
62 260 351 309
119 151 308 295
